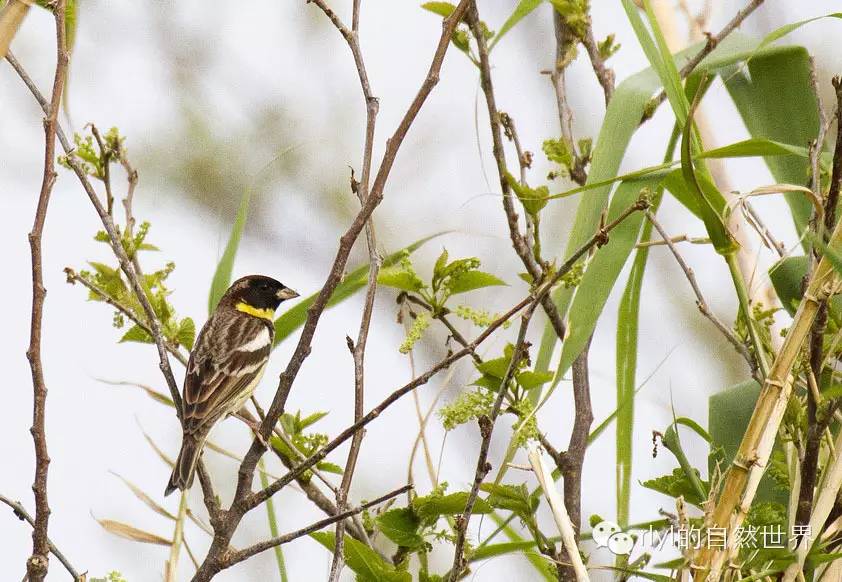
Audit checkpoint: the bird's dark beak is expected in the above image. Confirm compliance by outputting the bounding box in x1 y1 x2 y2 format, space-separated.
276 287 300 300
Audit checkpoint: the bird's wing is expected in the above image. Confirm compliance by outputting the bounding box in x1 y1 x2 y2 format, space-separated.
182 313 273 434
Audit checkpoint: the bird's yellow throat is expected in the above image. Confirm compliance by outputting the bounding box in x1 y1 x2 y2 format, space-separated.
235 302 275 321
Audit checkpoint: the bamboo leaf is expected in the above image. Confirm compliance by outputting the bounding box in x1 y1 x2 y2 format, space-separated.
207 185 251 314
110 472 176 520
754 13 842 54
555 176 660 378
722 46 820 242
535 32 759 376
207 148 296 313
96 518 171 546
0 0 29 61
489 0 542 50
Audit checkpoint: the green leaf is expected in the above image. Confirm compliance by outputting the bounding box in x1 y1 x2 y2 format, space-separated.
412 492 492 521
274 234 445 345
311 532 410 582
754 13 842 54
421 1 455 17
299 411 329 429
554 176 659 379
642 467 707 507
377 267 426 292
471 540 538 561
698 138 809 160
475 356 510 379
709 381 785 504
208 186 251 314
176 317 195 350
315 461 343 475
479 483 534 516
375 508 424 549
447 270 506 294
120 324 154 344
723 46 820 243
489 0 542 50
433 248 449 280
516 371 554 390
768 255 806 316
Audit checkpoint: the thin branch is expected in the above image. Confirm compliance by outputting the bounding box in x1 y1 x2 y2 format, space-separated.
24 4 67 580
579 15 615 105
796 76 842 540
309 0 385 575
63 267 189 366
249 198 647 514
5 51 184 419
221 485 412 569
190 4 472 579
466 3 568 343
555 341 593 581
645 211 753 364
449 302 538 580
640 0 766 124
0 495 80 581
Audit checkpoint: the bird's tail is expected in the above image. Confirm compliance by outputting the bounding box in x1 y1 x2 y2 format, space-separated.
165 434 204 496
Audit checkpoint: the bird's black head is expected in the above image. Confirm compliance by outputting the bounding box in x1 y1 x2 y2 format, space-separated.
225 275 299 315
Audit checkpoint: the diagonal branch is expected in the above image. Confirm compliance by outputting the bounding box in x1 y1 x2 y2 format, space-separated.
448 302 538 580
640 0 766 124
0 494 80 581
645 211 752 364
5 52 184 419
189 4 473 579
222 484 411 569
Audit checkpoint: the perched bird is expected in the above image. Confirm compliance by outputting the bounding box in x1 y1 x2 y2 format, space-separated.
165 275 299 496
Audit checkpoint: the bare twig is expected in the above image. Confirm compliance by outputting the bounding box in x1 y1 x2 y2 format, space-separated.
641 0 766 124
580 17 615 105
189 4 472 579
250 198 646 508
0 495 80 581
24 4 67 580
795 76 842 542
449 302 538 581
63 267 189 366
645 211 753 364
219 484 412 570
307 1 385 576
466 3 568 344
5 52 184 418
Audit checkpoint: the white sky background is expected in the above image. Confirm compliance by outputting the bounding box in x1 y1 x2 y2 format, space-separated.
2 1 842 580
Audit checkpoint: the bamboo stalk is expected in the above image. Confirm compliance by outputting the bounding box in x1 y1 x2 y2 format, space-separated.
692 217 842 581
165 491 189 581
783 424 842 580
527 445 590 582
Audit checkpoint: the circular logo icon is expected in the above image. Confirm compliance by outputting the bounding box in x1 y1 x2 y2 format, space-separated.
607 531 635 555
592 520 622 548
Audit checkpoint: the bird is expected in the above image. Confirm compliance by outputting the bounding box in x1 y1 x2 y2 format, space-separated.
165 275 299 496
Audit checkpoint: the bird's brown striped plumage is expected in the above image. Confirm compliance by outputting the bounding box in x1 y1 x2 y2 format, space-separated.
165 275 298 496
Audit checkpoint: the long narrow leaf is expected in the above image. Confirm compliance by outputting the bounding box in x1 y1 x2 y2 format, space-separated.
208 148 296 313
489 0 542 50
